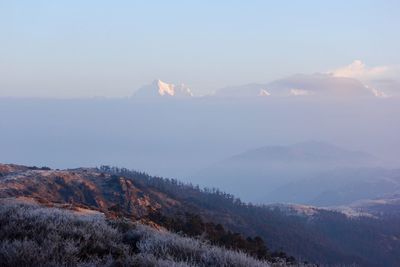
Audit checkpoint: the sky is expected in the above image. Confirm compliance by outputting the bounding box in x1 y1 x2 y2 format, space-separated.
1 0 400 97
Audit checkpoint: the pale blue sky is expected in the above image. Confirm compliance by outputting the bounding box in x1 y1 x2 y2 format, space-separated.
1 0 399 97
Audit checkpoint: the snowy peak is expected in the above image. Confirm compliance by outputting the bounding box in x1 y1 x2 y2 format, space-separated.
155 79 175 96
215 73 387 98
134 79 193 98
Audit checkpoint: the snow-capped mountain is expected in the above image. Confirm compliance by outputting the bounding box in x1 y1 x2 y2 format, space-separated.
215 73 387 98
134 79 193 98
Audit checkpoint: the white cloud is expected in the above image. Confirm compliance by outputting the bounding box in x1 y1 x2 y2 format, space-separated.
331 60 389 80
329 60 400 97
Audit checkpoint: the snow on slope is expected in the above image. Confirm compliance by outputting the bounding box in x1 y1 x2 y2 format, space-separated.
134 79 193 98
215 73 387 98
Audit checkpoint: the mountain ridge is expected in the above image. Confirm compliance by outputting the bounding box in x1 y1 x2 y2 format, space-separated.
1 163 400 266
214 73 386 98
192 141 387 204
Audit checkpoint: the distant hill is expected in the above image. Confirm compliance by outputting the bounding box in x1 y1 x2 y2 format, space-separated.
192 141 388 204
338 192 400 217
268 168 400 206
1 163 400 266
228 141 376 166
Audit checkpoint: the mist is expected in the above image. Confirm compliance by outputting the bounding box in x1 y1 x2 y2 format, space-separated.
1 95 399 181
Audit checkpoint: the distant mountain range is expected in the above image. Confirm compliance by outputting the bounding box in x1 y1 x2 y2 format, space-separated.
192 141 399 205
225 141 376 166
215 73 377 98
1 163 400 266
132 73 391 99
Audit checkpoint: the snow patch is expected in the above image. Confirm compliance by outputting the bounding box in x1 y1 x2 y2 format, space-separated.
290 88 312 96
157 80 176 96
134 79 194 98
258 89 271 96
366 85 389 98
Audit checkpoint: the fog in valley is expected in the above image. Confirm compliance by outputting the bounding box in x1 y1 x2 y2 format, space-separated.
1 78 399 205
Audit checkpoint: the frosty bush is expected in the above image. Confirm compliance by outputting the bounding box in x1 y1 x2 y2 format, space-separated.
129 224 271 267
0 201 132 267
0 200 306 267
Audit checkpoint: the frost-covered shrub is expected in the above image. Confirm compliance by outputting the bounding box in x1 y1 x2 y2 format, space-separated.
129 224 271 267
0 201 299 267
0 201 133 267
132 253 194 267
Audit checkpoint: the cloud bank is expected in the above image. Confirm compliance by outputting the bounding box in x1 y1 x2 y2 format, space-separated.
330 60 400 97
331 60 389 80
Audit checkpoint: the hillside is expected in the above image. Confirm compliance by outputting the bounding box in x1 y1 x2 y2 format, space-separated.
0 198 279 267
1 163 400 266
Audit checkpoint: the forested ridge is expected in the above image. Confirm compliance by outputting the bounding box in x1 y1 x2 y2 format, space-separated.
0 163 399 266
